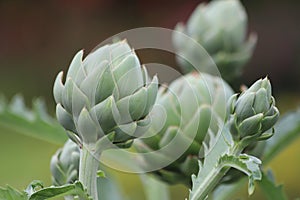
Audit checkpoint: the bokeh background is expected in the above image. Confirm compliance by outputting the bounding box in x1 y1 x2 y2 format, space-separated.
0 0 299 199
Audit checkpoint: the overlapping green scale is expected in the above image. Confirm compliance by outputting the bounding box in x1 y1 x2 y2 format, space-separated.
136 72 233 186
53 41 158 149
50 140 80 186
173 0 257 82
228 77 279 142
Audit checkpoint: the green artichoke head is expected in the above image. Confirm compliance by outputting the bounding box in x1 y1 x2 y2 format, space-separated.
173 0 257 82
228 77 279 143
50 140 80 186
135 72 233 186
53 41 158 150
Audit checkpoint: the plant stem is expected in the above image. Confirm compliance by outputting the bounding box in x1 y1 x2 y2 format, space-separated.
194 167 229 200
79 145 100 200
191 143 243 200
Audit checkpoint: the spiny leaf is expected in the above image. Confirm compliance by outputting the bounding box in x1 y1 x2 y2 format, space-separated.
189 127 233 200
199 112 225 158
0 95 67 145
29 181 90 200
218 154 262 195
263 108 300 163
189 125 262 200
258 170 288 200
0 185 28 200
212 108 300 200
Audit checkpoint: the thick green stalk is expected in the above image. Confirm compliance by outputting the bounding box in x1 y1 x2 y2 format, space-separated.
191 143 243 200
79 146 99 199
193 167 229 200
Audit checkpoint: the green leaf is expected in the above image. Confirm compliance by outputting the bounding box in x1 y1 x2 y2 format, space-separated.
141 175 170 200
29 181 90 200
25 181 44 196
258 170 288 200
189 127 233 200
263 108 300 163
0 95 67 145
189 125 262 200
0 185 28 200
97 170 106 178
212 163 291 200
212 108 300 200
218 154 262 195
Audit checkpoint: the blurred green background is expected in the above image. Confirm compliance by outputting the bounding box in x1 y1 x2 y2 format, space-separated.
0 0 299 199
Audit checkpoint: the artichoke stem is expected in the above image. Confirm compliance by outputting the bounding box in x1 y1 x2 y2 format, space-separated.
192 143 244 200
194 167 228 200
79 146 100 199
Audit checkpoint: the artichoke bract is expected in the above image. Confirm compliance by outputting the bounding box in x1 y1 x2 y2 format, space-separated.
135 72 233 186
53 41 158 151
228 77 279 143
50 140 80 186
173 0 257 82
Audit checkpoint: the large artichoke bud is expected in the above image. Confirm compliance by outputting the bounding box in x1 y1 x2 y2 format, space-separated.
50 140 80 186
228 77 279 144
53 41 158 151
135 72 233 186
173 0 257 82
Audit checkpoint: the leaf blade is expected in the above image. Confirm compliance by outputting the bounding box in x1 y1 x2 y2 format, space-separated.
29 181 90 200
218 154 262 195
0 95 67 145
0 185 28 200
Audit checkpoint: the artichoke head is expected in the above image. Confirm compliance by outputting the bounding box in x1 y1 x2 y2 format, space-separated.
173 0 257 82
135 72 233 186
50 140 80 186
228 77 279 144
53 41 158 150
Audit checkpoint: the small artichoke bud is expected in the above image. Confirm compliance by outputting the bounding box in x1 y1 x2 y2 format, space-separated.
173 0 257 82
50 140 80 186
228 77 279 142
53 41 158 150
135 72 233 186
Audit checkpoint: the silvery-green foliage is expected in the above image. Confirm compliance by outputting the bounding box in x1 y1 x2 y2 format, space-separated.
28 181 91 200
228 77 279 143
135 72 233 186
189 78 279 200
0 185 28 200
0 95 67 144
189 137 263 200
173 0 257 81
53 41 158 149
219 77 280 184
0 181 91 200
51 140 80 186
